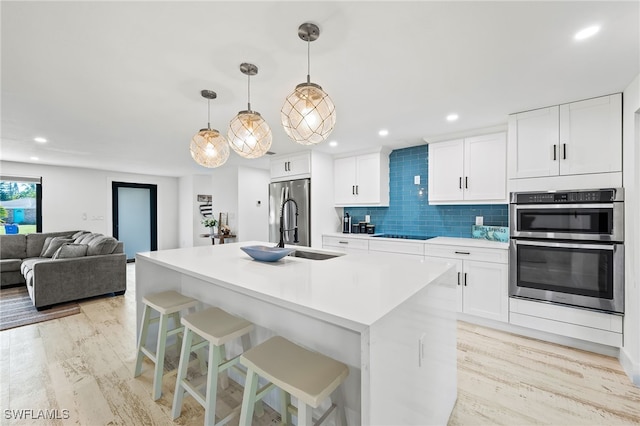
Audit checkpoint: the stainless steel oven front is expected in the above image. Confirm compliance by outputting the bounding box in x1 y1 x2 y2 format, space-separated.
509 239 624 313
509 188 624 314
510 188 624 241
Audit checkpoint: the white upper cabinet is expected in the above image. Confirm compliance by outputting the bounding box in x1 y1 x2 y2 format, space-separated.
270 152 311 181
559 94 622 175
508 93 622 179
334 149 390 206
428 139 465 202
507 106 559 178
428 132 507 204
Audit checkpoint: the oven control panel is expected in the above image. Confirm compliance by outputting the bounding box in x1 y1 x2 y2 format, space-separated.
513 189 617 204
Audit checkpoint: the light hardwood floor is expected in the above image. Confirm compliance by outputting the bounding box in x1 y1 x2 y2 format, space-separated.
1 264 639 425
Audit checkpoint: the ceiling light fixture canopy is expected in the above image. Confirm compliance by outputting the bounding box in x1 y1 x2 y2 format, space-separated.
281 22 336 146
190 90 229 168
228 63 272 159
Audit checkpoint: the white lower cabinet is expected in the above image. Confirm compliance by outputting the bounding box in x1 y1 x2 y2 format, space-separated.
426 244 508 322
322 235 369 254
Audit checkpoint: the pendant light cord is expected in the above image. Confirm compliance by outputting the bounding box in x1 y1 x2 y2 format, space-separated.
247 72 252 111
207 98 211 130
306 38 311 84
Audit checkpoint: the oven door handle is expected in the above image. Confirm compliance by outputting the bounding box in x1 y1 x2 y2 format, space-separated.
513 203 616 210
513 239 617 251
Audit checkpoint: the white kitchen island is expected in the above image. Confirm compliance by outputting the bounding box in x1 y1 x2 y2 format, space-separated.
135 242 457 425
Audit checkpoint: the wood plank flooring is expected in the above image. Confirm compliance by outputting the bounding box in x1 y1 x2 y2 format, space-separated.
1 264 639 425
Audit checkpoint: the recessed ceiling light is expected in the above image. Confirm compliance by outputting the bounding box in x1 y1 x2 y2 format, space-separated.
30 156 39 161
34 137 47 143
446 113 459 122
329 140 338 147
574 25 600 41
378 129 389 137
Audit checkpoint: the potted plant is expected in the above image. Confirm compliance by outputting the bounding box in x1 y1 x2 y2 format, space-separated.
202 217 218 236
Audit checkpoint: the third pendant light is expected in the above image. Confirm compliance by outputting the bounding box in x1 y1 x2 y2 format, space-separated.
281 22 336 145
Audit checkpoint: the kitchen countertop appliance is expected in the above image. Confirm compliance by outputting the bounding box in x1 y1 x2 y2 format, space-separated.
509 188 624 313
269 178 310 247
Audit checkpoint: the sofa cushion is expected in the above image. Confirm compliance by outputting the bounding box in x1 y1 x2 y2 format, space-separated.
21 257 48 275
74 232 101 244
26 231 76 258
0 234 27 259
71 230 89 239
0 258 22 273
41 237 74 258
86 236 119 256
40 237 53 257
52 243 88 259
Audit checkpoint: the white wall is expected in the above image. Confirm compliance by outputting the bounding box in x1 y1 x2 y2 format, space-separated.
237 166 269 242
0 161 180 249
178 175 194 248
178 174 213 248
621 73 640 385
211 166 239 235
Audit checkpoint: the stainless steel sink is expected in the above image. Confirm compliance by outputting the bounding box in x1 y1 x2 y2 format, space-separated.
288 250 342 260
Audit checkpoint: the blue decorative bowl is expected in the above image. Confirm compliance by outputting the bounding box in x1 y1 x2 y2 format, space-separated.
240 245 295 262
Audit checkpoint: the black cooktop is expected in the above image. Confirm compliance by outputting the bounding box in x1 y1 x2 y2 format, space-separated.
372 234 434 241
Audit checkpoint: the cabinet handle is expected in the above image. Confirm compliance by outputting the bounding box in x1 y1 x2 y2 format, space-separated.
454 251 470 255
459 177 462 189
356 185 359 195
338 241 349 244
553 144 557 161
352 185 355 195
457 272 461 286
465 177 468 189
563 143 567 160
464 272 468 286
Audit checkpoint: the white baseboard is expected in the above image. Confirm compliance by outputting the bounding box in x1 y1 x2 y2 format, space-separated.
619 346 640 387
458 313 620 358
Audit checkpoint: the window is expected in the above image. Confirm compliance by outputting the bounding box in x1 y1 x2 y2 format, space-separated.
0 175 42 234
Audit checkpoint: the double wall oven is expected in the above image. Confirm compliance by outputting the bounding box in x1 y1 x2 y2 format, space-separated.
509 188 624 314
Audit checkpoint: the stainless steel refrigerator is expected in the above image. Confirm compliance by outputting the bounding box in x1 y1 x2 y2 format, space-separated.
269 178 310 247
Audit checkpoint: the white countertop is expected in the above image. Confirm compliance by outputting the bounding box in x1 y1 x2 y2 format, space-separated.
137 241 455 329
427 236 509 250
323 233 509 249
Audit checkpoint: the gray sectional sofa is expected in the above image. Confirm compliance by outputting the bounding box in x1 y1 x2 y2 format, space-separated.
0 230 126 309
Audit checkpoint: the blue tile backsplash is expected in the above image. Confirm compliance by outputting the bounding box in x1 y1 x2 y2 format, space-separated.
345 144 508 238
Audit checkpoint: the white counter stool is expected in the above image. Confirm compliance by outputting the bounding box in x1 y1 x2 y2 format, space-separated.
172 306 261 426
134 290 200 401
238 336 349 426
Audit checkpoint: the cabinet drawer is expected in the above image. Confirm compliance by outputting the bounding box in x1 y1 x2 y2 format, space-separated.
510 298 622 332
369 240 424 256
425 244 507 263
322 236 369 251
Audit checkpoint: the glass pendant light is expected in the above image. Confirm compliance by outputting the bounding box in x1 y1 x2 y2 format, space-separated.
190 90 229 168
281 22 336 145
228 63 272 159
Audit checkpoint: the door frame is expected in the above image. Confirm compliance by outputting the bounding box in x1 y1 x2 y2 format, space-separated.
112 182 158 258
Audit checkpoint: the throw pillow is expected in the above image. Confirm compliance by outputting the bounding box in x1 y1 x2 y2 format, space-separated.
74 232 99 244
86 236 119 256
41 237 74 258
40 236 54 257
52 243 88 259
71 230 89 239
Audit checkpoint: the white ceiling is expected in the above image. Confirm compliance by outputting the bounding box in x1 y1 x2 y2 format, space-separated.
2 1 638 177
